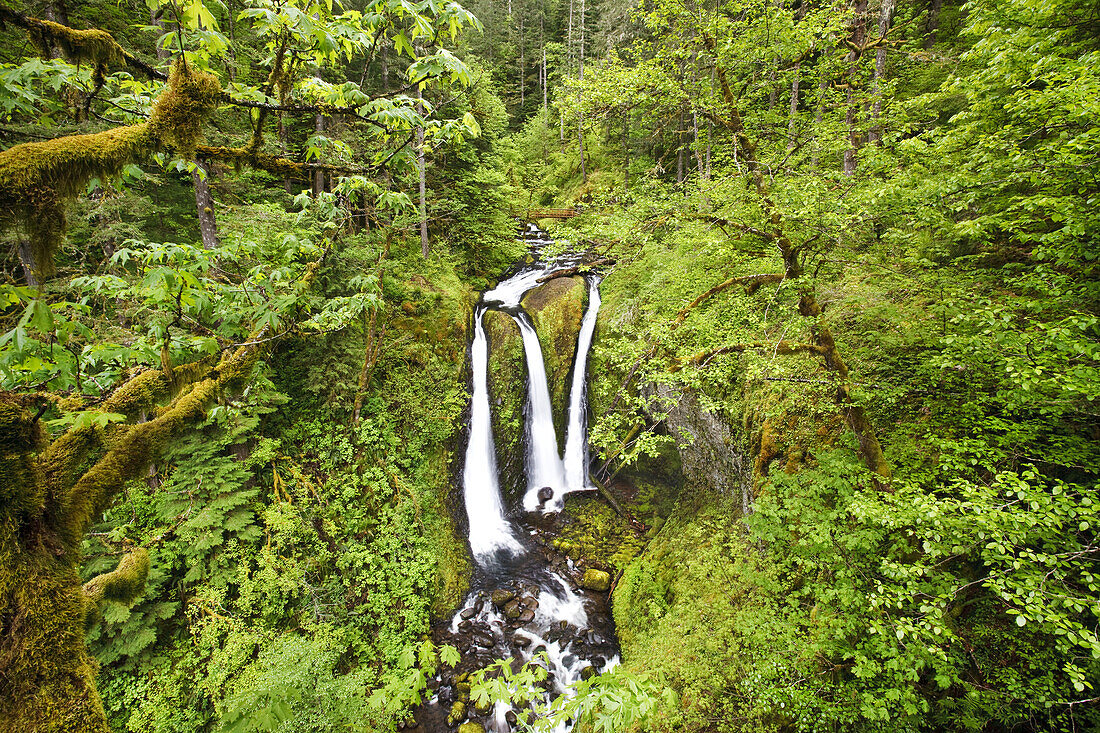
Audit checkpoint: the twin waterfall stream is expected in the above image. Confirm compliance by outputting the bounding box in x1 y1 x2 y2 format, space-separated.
418 226 618 732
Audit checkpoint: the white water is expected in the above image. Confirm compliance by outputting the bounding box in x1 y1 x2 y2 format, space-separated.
439 231 617 733
515 313 568 511
462 307 525 560
561 276 602 501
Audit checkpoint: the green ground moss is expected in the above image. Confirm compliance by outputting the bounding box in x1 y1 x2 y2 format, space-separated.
554 495 644 572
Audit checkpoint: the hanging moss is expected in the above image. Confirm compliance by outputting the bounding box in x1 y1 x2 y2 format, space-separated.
0 123 152 277
147 62 221 158
0 59 222 279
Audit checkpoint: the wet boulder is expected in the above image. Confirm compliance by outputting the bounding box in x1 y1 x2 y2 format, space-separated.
458 725 485 733
503 599 524 620
491 589 516 608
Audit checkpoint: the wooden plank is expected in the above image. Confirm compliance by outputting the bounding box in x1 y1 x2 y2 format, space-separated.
525 208 577 220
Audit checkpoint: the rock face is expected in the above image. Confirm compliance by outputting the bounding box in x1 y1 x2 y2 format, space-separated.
580 568 611 592
484 276 587 499
660 385 752 515
523 277 586 436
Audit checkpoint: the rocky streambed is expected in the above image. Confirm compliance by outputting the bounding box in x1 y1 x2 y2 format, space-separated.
413 511 620 733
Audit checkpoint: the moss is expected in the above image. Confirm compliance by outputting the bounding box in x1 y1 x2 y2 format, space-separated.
0 396 111 733
147 63 221 158
196 146 311 180
82 547 150 609
0 124 152 277
485 310 526 494
26 19 124 68
0 60 220 278
556 495 645 572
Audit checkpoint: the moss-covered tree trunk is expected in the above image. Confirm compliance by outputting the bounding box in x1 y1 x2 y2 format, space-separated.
0 337 264 731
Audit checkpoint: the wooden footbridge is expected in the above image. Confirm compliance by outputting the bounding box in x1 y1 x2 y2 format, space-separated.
523 208 578 220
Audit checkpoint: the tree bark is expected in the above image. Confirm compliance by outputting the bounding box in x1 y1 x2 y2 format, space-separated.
676 111 685 183
192 160 218 249
868 0 896 145
925 0 942 47
542 18 547 111
622 106 630 191
17 240 38 287
416 88 429 259
312 113 326 196
843 0 869 176
577 0 587 184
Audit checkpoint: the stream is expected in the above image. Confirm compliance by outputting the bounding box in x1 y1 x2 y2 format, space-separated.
414 225 619 732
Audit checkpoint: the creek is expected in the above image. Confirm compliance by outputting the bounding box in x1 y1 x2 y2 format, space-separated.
415 225 619 732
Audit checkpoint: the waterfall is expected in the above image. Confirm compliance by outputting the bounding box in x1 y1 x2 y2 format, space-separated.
561 276 602 497
427 232 617 733
514 312 568 512
462 307 524 560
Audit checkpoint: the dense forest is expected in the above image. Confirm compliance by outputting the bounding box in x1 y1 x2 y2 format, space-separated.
0 0 1097 730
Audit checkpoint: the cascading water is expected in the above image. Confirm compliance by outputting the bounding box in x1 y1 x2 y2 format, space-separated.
514 312 567 512
419 225 618 733
560 276 602 504
463 306 525 560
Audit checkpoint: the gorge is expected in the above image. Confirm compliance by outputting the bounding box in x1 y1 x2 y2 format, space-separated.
418 226 617 732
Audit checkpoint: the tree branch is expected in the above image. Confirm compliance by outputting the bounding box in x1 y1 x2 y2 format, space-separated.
0 5 167 80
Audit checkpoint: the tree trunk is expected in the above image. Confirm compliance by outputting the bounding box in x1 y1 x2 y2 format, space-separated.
622 107 630 191
868 0 896 144
519 16 525 107
192 160 218 249
542 18 547 111
925 0 942 47
676 111 685 183
787 2 806 152
312 113 325 196
842 0 868 176
416 89 429 259
381 45 389 92
18 240 38 287
788 64 801 150
577 0 587 184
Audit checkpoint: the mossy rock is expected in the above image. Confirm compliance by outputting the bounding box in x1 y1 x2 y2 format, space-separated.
485 309 526 496
557 495 645 572
482 275 586 500
523 277 585 438
457 724 485 733
447 701 466 725
580 568 612 592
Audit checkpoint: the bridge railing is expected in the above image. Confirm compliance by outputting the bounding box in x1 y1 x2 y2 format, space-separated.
524 208 578 220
